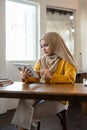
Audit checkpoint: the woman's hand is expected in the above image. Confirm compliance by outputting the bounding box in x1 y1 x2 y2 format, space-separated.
40 69 52 79
18 66 32 82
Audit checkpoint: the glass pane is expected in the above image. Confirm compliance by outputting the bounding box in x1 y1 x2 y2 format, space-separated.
6 0 37 61
46 8 75 55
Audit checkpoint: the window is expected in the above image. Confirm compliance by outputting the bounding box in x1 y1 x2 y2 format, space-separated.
6 0 39 61
46 7 75 55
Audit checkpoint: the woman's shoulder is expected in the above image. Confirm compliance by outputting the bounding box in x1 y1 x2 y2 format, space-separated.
59 58 76 68
59 58 66 63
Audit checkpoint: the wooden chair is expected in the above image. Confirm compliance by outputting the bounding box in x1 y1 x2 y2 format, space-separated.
35 110 67 130
32 102 68 130
56 110 68 130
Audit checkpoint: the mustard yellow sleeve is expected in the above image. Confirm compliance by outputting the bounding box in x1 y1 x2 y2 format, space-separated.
50 60 77 84
24 77 39 83
34 60 40 73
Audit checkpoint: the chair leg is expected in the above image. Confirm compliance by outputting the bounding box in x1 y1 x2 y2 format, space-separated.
37 122 41 130
56 110 67 130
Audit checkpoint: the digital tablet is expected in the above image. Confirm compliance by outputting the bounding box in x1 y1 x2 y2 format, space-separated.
14 63 39 78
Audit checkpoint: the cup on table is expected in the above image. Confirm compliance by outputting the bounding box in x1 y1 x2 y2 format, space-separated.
83 78 87 86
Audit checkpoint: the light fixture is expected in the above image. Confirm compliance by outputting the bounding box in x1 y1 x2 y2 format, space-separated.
71 27 75 32
69 15 74 20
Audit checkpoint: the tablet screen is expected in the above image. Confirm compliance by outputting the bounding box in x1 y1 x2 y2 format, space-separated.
14 63 39 78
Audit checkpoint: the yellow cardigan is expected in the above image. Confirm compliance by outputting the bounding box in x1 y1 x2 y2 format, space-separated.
23 59 77 104
24 58 77 83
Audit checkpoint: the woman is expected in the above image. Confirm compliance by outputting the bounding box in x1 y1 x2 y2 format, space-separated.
12 32 77 130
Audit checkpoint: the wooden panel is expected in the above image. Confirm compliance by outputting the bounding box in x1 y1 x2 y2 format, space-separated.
76 72 87 114
76 72 87 83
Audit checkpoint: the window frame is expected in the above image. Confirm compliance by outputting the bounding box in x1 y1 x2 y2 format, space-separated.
6 0 40 63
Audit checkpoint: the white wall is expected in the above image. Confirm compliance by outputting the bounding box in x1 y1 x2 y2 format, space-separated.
0 0 8 114
79 0 87 71
0 0 5 77
0 0 80 114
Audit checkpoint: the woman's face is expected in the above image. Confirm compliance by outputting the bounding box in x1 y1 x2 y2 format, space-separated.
40 40 52 56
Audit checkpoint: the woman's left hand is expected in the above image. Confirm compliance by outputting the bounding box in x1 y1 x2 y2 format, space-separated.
40 69 52 79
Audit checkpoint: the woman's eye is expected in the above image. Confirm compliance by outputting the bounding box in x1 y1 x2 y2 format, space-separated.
44 43 48 47
40 43 48 48
40 45 43 48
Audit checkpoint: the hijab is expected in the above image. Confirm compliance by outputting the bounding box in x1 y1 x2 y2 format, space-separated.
40 32 77 67
38 32 77 82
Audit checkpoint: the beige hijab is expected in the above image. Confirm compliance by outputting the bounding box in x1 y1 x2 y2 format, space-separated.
40 32 78 70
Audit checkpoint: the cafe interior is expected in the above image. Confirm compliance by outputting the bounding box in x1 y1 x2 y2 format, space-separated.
0 0 87 130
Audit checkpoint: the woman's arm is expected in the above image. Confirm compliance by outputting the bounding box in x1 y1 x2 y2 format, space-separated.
50 60 77 84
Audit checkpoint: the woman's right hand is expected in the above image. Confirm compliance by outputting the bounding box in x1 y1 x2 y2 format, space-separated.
18 66 32 82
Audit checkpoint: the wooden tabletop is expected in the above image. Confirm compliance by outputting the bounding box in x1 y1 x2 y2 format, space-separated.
0 82 87 101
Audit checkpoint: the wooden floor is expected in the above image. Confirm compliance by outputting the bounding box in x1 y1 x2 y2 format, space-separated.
67 102 87 130
0 109 15 128
0 103 87 130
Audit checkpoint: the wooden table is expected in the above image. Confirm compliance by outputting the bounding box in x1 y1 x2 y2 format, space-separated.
0 82 87 102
